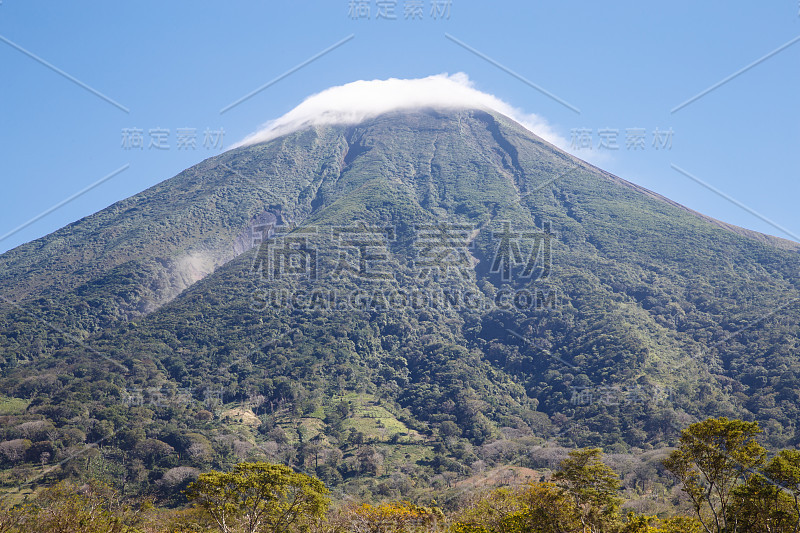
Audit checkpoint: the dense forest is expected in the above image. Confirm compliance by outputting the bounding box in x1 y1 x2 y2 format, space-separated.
3 109 800 528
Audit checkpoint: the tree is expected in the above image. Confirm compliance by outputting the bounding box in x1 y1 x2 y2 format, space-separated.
26 480 140 533
663 417 766 533
501 482 583 533
553 447 622 533
340 501 443 533
133 438 175 468
0 439 32 464
0 499 28 533
439 421 462 439
450 483 580 533
654 516 704 532
186 461 329 533
764 450 800 533
730 475 795 533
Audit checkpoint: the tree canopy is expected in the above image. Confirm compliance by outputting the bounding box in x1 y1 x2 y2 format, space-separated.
186 461 329 533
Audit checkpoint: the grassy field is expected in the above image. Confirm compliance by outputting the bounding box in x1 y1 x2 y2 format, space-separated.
332 393 424 443
0 396 29 415
268 393 427 447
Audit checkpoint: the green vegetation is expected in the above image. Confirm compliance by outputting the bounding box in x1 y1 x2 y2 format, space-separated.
0 396 29 415
186 462 329 533
663 417 766 532
1 418 798 532
553 448 622 532
1 109 800 504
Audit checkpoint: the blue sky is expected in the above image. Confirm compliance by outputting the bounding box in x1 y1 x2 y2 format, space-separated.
1 1 798 253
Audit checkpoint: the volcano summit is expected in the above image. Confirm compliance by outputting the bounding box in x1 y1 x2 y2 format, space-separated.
2 77 800 491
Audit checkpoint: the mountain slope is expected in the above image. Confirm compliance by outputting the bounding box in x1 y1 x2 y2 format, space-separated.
1 108 800 494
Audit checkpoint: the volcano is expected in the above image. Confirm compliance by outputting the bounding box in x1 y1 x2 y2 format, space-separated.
2 86 800 486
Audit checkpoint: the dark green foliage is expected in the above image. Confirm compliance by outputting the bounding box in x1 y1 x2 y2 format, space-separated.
1 109 800 495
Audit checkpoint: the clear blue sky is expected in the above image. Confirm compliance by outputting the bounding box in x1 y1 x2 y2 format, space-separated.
1 1 798 253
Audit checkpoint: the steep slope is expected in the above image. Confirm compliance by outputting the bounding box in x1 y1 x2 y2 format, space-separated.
2 108 800 495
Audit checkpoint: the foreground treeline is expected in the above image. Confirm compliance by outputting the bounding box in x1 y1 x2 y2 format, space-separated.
2 417 799 533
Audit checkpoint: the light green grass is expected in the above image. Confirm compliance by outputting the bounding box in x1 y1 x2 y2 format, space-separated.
332 393 423 442
0 396 29 415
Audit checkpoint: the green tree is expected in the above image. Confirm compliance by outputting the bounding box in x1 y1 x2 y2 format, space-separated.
25 480 140 533
500 483 582 533
764 450 800 533
450 483 581 533
654 516 704 532
186 461 329 533
552 447 622 533
730 475 795 533
0 498 28 533
340 501 443 533
663 417 766 533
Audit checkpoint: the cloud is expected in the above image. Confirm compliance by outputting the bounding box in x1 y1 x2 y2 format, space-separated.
233 73 569 150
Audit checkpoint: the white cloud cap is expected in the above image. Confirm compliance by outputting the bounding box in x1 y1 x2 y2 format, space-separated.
234 73 567 150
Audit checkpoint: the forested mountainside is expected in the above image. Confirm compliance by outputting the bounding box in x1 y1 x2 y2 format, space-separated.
2 108 799 502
